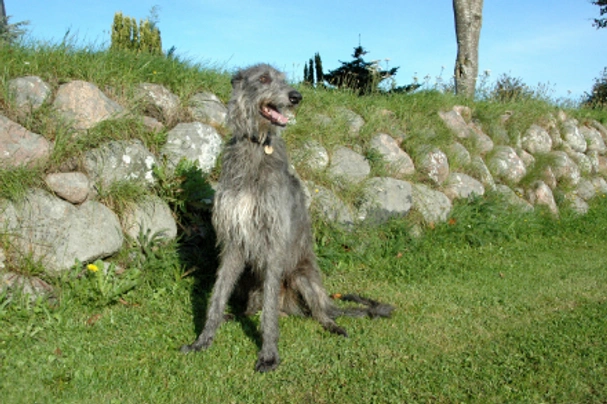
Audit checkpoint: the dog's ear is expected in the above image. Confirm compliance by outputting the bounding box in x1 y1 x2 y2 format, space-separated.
231 71 244 88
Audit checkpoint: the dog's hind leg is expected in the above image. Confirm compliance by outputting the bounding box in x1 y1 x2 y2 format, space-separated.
291 256 349 337
181 248 245 353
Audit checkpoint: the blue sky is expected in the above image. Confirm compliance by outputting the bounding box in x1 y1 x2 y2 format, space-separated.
7 0 607 100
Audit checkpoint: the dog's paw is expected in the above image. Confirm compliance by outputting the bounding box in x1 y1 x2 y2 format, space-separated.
179 343 199 354
180 338 211 354
255 354 280 372
326 323 349 337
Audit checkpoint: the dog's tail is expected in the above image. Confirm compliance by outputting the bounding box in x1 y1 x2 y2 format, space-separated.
329 293 395 319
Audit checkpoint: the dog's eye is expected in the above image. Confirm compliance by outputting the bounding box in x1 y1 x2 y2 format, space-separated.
259 75 271 84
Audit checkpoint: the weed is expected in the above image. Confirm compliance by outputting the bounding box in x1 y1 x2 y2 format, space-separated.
95 179 149 216
64 260 140 307
0 165 44 201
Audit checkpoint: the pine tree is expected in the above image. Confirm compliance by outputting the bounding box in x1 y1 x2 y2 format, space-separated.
303 63 310 85
314 53 324 86
308 58 315 85
324 45 399 95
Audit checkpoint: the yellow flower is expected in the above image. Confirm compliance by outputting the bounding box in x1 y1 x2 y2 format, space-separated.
87 263 99 272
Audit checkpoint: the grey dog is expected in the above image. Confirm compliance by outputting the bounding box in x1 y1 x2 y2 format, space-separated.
181 64 393 372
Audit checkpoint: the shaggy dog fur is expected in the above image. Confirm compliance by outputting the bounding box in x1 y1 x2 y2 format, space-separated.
181 64 393 372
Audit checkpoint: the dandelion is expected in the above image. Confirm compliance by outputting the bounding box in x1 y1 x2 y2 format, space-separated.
87 263 99 272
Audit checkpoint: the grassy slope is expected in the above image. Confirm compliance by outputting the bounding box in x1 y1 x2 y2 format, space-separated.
1 43 607 403
2 199 606 403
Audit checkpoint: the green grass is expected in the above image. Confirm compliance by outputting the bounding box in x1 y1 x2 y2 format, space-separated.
1 196 606 403
2 40 607 403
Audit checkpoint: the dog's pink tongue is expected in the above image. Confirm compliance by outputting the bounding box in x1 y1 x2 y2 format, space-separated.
265 107 289 125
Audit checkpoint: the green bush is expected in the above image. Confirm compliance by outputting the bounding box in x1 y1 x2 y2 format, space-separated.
584 67 607 108
110 12 162 55
490 73 533 102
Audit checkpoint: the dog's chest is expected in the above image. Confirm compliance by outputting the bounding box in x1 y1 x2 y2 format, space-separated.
213 171 292 244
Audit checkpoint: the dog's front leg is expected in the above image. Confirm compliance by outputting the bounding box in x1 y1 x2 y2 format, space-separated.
181 248 245 353
255 266 282 372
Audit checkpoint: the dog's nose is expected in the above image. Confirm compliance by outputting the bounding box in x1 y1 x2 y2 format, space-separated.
288 90 302 105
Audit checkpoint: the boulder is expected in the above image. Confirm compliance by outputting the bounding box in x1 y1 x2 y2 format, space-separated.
161 122 223 173
53 80 124 130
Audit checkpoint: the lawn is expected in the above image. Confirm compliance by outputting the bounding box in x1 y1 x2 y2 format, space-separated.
2 197 606 403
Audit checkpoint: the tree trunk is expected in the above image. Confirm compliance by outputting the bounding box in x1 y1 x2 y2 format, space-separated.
1 0 6 20
453 0 484 98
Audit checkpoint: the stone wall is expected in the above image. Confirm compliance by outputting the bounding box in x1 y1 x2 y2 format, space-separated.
2 75 607 298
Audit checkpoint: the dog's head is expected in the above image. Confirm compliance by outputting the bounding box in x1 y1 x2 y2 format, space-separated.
228 64 302 142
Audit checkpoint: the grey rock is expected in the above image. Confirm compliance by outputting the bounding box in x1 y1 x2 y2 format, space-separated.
443 172 485 200
567 150 593 176
3 189 123 272
136 83 180 122
142 116 164 133
587 151 601 175
566 194 589 215
292 140 329 171
45 172 90 204
576 177 607 200
1 272 54 301
369 133 415 177
84 139 158 187
8 76 52 111
188 92 227 126
522 124 552 154
526 181 558 215
550 151 581 186
411 183 452 224
122 196 177 243
589 120 607 144
494 184 533 212
308 184 354 226
452 105 472 122
541 166 558 190
470 156 496 191
562 119 587 153
487 146 526 184
469 122 495 155
315 114 333 126
335 107 364 136
418 148 449 185
360 177 413 223
447 142 471 167
599 155 607 177
439 109 474 138
591 176 607 195
517 148 536 168
53 80 124 130
0 115 51 167
161 122 223 173
549 126 563 149
579 125 607 154
328 146 370 184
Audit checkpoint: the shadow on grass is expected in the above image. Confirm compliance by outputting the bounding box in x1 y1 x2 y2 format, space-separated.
173 166 263 351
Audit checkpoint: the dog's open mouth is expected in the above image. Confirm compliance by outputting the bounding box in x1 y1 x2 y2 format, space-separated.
260 104 289 126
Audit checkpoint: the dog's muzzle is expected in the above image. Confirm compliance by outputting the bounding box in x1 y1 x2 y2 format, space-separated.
288 90 302 105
